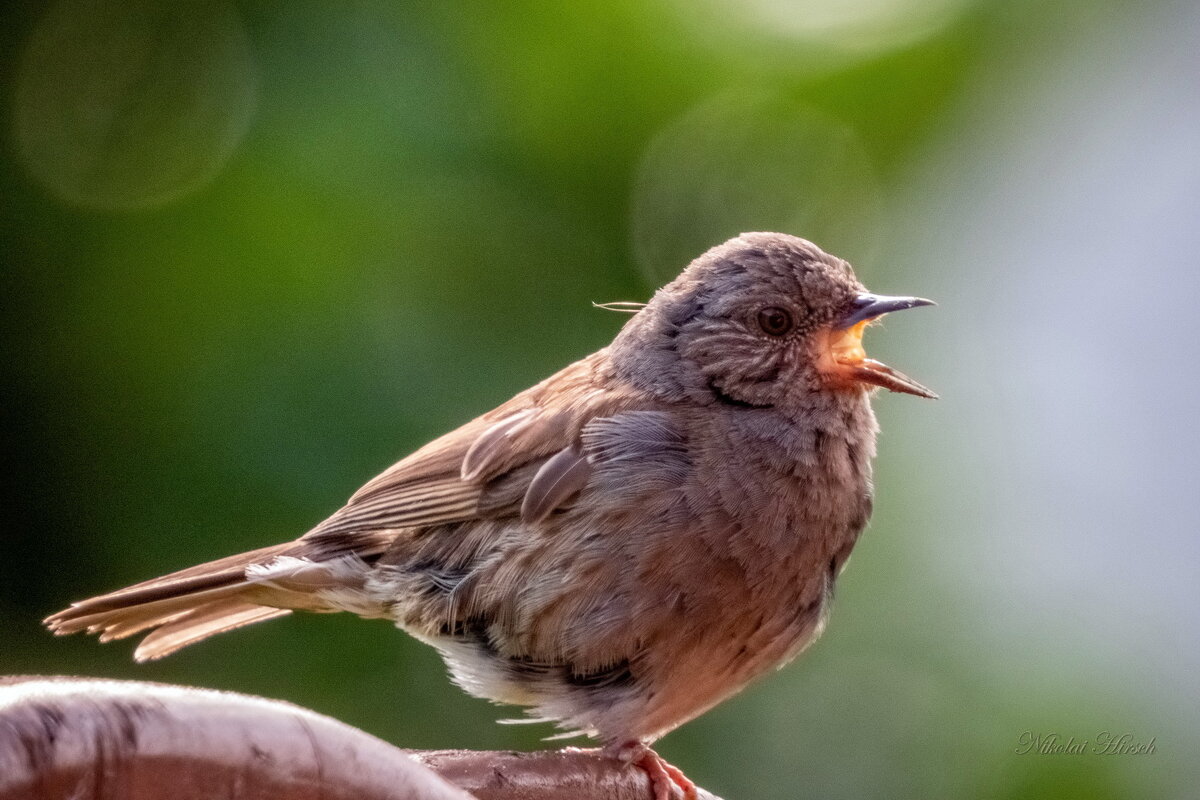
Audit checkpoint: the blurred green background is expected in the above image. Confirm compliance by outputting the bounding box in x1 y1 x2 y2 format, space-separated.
3 1 1198 798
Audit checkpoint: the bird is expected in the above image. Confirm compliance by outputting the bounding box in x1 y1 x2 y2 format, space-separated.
45 232 935 800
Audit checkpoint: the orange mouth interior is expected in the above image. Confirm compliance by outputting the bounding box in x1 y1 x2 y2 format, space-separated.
829 320 870 367
818 320 937 399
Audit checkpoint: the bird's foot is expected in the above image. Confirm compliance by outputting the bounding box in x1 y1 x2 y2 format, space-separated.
605 740 698 800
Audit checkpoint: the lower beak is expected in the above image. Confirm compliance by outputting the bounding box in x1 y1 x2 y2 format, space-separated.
827 293 937 399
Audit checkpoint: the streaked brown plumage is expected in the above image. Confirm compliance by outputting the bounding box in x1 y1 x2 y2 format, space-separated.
46 232 935 799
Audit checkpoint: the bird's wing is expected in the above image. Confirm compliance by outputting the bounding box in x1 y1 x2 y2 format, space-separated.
306 351 647 539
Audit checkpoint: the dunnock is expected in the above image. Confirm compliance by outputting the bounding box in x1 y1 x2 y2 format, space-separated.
47 232 935 799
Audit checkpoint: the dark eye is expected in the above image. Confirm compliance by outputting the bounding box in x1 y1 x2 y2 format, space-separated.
757 307 793 336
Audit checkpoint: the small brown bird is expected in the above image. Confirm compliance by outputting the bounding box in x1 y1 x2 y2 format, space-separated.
46 232 934 799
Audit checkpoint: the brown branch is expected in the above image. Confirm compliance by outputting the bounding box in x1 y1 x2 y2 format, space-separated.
0 676 721 800
409 749 721 800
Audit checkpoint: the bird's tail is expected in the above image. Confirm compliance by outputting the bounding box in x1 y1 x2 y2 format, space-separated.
44 534 392 662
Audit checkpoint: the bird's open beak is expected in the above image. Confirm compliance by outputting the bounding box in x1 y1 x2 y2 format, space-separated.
823 293 937 399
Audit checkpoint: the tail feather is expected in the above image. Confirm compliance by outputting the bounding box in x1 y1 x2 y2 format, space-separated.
134 603 292 661
44 533 393 658
59 543 295 617
45 544 294 636
96 609 191 642
57 584 245 638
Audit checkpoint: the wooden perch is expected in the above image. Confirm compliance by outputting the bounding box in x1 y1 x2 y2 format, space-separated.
0 676 721 800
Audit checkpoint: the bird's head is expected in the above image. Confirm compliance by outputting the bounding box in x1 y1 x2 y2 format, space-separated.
611 232 936 408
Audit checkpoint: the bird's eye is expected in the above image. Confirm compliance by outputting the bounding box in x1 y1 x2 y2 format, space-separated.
757 307 793 336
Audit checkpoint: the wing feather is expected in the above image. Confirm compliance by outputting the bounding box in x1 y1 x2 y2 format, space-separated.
461 409 537 481
520 447 593 524
307 352 644 537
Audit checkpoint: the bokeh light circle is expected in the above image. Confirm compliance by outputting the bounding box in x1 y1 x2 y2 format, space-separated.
631 91 885 287
679 0 970 63
14 0 257 212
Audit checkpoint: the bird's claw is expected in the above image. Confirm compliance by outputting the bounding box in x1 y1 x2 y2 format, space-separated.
607 741 698 800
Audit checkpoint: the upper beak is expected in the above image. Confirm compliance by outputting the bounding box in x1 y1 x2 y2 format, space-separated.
834 293 936 330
